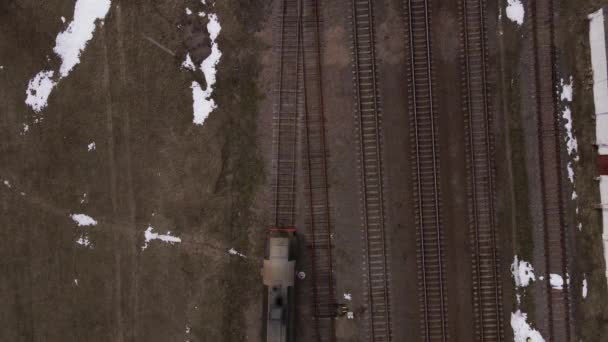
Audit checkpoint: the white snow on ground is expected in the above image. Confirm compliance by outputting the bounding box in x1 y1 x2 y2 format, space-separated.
343 293 352 301
561 78 573 102
3 180 11 188
182 53 196 71
76 235 91 246
511 257 545 340
228 248 247 258
54 0 112 77
561 78 578 158
186 7 192 15
550 273 564 290
511 255 536 287
559 77 581 208
74 278 78 285
87 142 96 151
191 12 222 125
142 226 181 250
25 70 57 113
582 276 588 298
70 213 97 226
25 0 111 112
511 310 545 342
506 0 525 26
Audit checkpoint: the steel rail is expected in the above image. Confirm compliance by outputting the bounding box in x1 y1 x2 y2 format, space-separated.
350 0 391 340
301 0 336 340
273 0 302 229
460 0 503 340
529 0 573 340
404 0 448 340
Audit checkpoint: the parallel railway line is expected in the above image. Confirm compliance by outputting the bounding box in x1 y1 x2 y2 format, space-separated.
403 0 448 341
459 0 504 340
272 0 302 230
530 0 573 340
350 0 392 341
273 0 336 340
299 0 336 340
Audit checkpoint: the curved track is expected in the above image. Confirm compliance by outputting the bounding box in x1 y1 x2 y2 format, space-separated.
403 0 448 341
530 0 573 340
459 0 504 340
350 1 392 341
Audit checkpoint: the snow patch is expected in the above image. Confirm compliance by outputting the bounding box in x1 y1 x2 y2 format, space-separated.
87 142 96 151
54 0 112 77
25 0 111 112
343 293 352 301
582 276 588 298
70 213 97 226
142 226 181 250
76 235 91 247
506 0 525 26
228 248 247 258
511 310 545 342
182 53 196 71
3 180 11 188
191 12 222 125
561 78 578 158
511 255 536 287
550 273 564 290
25 70 57 113
186 7 192 15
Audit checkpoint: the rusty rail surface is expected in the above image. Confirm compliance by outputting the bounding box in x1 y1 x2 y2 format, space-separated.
459 0 504 340
299 0 336 340
530 0 573 340
350 0 392 341
272 0 302 230
403 0 448 341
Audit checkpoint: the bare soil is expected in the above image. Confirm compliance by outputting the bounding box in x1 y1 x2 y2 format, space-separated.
3 0 608 341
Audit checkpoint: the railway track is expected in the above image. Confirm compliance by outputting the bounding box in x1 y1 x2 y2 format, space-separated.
277 0 336 340
459 0 504 341
350 1 392 341
530 0 573 340
403 0 448 341
272 1 335 340
272 0 302 230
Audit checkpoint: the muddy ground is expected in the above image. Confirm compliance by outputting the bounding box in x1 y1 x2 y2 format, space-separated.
2 0 608 342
